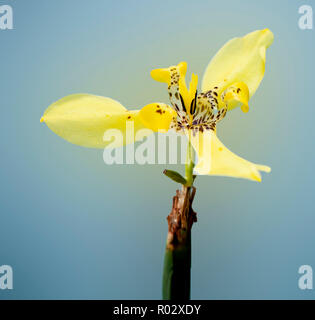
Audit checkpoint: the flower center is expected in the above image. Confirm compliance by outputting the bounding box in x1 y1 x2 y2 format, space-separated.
166 66 227 134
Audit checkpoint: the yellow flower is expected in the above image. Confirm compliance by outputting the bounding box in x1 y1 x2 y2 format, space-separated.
41 29 273 182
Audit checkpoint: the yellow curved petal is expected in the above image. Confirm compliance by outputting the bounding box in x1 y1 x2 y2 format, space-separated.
189 129 270 182
223 81 250 112
139 103 176 132
40 94 148 149
202 28 274 104
151 61 187 85
151 68 171 85
151 62 198 118
178 61 187 76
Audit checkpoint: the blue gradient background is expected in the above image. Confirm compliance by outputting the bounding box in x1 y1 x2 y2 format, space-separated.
0 0 314 299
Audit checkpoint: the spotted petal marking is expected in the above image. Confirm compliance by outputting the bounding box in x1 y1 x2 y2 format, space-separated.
167 66 191 129
188 88 227 134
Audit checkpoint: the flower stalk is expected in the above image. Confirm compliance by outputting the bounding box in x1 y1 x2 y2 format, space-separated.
162 185 197 299
185 140 195 187
162 142 196 300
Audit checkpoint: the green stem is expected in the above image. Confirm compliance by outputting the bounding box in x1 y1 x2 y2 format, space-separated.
162 138 197 300
162 186 196 300
162 142 197 299
163 228 191 300
185 140 195 187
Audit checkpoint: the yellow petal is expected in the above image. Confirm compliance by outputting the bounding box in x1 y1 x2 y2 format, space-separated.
189 129 270 182
151 61 187 85
139 103 176 132
178 61 187 76
223 81 250 112
151 62 198 117
40 94 148 149
202 29 274 103
151 68 171 85
188 73 198 101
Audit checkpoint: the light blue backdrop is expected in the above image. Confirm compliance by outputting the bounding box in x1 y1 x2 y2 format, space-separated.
0 0 314 299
